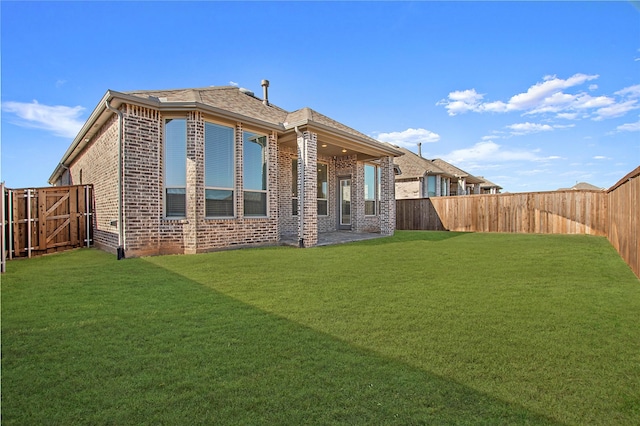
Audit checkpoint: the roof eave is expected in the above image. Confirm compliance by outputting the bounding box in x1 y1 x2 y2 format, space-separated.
284 119 403 157
48 90 286 184
49 90 116 184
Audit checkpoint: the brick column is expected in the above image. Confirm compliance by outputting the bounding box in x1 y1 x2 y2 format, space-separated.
297 130 317 247
236 123 244 219
379 156 395 235
352 160 364 232
184 111 204 254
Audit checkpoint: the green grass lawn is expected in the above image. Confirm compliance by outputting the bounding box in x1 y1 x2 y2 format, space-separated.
2 231 639 425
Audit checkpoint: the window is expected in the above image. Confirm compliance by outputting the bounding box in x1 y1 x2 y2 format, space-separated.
317 163 328 216
243 131 267 216
205 122 235 217
292 159 298 215
164 118 186 217
441 177 449 196
364 164 380 215
426 175 437 198
291 159 328 216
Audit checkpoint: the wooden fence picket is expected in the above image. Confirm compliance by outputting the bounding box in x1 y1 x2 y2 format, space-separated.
1 185 93 261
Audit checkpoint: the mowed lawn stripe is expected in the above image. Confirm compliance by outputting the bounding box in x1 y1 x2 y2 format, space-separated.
3 231 639 424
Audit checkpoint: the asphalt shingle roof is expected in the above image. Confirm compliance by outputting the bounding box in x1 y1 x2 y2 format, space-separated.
430 159 483 184
393 147 450 179
476 176 503 189
126 86 290 125
125 87 389 148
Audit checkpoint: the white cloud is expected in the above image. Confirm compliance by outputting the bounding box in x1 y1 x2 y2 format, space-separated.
436 89 484 116
437 73 640 121
572 94 615 109
593 100 639 120
440 141 553 165
556 112 579 120
593 156 610 160
616 118 640 132
2 100 85 138
508 73 599 111
507 122 554 135
229 81 239 87
376 128 440 148
506 122 574 136
615 84 640 98
517 168 549 176
523 92 578 114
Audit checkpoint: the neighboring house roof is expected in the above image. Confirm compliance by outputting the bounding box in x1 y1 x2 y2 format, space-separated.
557 182 605 191
393 147 452 179
430 159 484 184
49 85 403 184
476 176 503 190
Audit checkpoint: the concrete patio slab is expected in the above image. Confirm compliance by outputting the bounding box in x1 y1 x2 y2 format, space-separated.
280 231 387 247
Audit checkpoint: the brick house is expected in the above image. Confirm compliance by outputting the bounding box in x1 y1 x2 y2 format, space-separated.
394 147 489 198
49 82 402 257
394 147 454 198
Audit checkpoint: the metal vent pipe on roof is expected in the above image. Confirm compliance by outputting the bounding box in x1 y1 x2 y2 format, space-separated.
261 79 269 106
418 142 422 157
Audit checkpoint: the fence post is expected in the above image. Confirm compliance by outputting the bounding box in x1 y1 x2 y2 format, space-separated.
26 189 32 258
1 183 5 273
85 185 91 248
38 188 46 252
8 189 13 260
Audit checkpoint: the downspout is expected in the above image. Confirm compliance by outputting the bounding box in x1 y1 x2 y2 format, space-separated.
295 126 305 248
105 100 125 259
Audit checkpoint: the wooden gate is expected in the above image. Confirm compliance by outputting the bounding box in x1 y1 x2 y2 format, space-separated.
2 184 93 264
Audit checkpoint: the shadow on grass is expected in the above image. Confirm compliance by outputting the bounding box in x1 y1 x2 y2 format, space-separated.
2 249 561 425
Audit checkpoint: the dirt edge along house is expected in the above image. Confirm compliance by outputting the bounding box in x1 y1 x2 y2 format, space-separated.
49 81 403 257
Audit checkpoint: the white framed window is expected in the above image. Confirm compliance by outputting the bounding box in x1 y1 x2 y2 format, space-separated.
441 177 449 196
426 175 437 198
205 122 235 217
317 163 328 216
291 159 328 216
364 163 380 215
164 118 187 218
243 131 268 216
292 158 298 216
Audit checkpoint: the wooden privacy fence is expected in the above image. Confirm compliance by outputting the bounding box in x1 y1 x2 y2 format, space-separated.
397 190 608 236
2 184 93 270
607 167 640 278
397 167 639 278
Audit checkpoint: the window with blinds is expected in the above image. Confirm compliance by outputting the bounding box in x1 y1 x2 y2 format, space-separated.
205 122 235 217
317 163 328 216
364 163 379 216
292 158 298 216
243 131 268 216
164 118 187 217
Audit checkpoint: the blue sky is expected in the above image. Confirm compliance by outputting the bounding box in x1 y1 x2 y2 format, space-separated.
2 1 639 192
